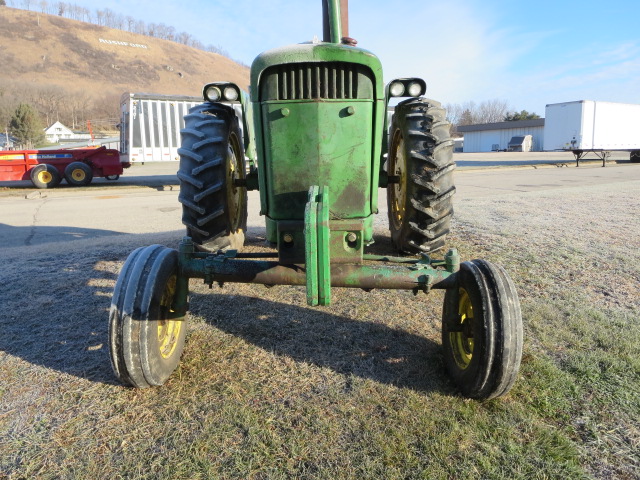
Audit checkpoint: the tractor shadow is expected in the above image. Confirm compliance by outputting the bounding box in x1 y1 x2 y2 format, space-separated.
0 232 182 386
191 231 449 395
0 223 123 248
191 296 448 395
0 251 120 385
0 229 450 395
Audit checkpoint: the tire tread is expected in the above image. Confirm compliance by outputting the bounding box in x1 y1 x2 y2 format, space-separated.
387 97 456 253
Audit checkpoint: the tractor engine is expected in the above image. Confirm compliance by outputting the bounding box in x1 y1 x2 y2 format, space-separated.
251 45 386 261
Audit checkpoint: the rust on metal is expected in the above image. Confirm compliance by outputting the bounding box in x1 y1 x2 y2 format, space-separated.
180 255 455 291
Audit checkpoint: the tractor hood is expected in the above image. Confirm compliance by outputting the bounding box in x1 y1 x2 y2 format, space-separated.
250 43 385 103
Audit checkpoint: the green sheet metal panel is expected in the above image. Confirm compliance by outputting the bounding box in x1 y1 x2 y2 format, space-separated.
261 98 373 221
250 43 386 244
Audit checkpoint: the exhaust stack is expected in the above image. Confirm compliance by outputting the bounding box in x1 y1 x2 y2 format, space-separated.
322 0 350 44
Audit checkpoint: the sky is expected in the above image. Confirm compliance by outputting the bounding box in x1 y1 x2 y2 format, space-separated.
33 0 640 116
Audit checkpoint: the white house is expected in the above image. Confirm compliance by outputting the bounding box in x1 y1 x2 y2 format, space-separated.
44 121 75 143
44 121 93 144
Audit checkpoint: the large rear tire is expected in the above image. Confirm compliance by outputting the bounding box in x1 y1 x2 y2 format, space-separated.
109 245 187 388
178 103 247 252
387 98 455 254
442 260 523 399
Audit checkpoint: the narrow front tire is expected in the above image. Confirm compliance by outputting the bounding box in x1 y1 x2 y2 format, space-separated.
109 245 187 388
442 259 523 399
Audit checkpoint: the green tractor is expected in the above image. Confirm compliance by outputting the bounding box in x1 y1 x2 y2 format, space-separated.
109 0 523 400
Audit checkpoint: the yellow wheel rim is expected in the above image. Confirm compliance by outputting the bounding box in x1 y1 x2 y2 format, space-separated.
390 132 406 230
72 169 86 181
157 275 182 359
450 288 474 369
38 170 53 184
226 132 244 232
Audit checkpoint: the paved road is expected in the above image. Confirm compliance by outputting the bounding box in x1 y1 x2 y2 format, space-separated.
1 157 639 248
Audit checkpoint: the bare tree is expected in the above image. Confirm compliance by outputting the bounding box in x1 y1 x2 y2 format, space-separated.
89 93 121 131
124 16 134 31
0 84 21 132
444 102 462 127
62 90 91 129
155 23 172 40
112 12 124 29
165 25 175 41
28 86 66 126
94 9 104 26
134 19 146 35
476 99 510 124
68 3 80 19
79 5 90 22
445 101 478 126
446 99 510 128
102 8 115 27
176 31 192 45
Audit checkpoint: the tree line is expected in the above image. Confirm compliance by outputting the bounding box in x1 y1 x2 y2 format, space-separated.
1 81 120 148
444 99 540 136
3 0 233 60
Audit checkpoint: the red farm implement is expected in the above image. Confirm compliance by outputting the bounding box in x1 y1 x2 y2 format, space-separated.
0 146 128 188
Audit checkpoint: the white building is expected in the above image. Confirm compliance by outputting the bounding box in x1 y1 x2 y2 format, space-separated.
44 121 91 143
457 119 545 152
44 121 74 142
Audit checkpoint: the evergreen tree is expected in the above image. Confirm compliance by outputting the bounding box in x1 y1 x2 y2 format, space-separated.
504 110 540 121
9 103 44 148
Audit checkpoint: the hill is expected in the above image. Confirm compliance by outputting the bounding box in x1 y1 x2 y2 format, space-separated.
0 7 250 129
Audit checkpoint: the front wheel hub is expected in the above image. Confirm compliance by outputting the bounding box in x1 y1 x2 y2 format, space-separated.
450 287 474 369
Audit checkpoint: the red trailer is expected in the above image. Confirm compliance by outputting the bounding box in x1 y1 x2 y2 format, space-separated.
0 147 129 188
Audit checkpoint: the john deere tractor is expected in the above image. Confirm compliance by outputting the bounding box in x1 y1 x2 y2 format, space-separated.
109 0 523 400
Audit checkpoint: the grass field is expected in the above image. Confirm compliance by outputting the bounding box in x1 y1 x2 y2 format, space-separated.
1 179 639 479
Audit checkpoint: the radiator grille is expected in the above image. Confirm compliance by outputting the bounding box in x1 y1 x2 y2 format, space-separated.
260 62 373 101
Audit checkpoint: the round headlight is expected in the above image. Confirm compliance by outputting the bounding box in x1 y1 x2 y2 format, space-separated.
408 82 422 97
389 82 405 97
223 86 239 102
205 86 222 102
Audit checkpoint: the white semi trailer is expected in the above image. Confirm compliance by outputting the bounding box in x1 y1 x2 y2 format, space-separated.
119 93 202 163
544 100 640 166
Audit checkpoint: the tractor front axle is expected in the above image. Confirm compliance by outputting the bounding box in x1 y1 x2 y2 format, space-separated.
176 236 459 302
